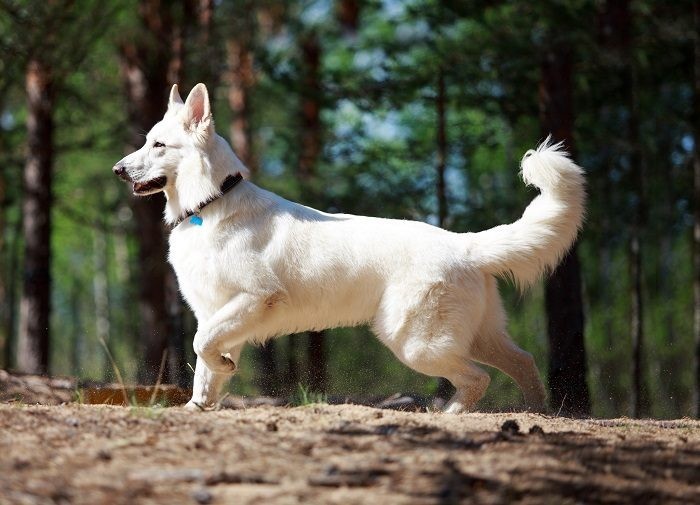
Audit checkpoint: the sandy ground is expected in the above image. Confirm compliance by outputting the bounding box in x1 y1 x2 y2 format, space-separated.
1 401 699 505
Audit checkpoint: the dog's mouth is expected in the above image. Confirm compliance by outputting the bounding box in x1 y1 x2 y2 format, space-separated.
133 177 167 196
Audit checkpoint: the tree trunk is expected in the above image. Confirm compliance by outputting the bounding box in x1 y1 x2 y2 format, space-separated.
618 0 649 419
693 0 700 418
599 0 648 417
0 163 6 367
120 0 178 384
434 68 454 403
4 216 21 369
93 223 111 380
70 280 83 377
299 30 327 393
227 34 256 174
120 0 214 385
166 269 187 387
539 44 591 416
17 58 55 375
225 7 280 394
436 70 447 229
337 0 360 34
287 336 299 393
298 33 322 184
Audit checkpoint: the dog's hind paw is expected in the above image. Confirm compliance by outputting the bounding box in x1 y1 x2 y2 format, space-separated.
443 401 466 415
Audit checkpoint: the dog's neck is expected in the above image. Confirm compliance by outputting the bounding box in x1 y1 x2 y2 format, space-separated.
163 134 249 226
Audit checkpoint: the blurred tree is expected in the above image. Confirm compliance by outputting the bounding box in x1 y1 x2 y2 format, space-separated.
539 17 591 416
119 0 195 384
433 69 454 403
0 4 25 368
17 57 55 374
299 26 327 393
226 0 257 174
609 0 649 418
3 0 108 374
694 0 700 418
223 0 281 395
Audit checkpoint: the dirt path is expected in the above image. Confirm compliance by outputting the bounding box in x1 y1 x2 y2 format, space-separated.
1 403 699 504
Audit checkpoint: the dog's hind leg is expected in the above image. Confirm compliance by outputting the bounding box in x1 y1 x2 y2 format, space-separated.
185 344 243 410
442 362 491 414
470 331 547 412
468 276 547 411
375 275 492 413
382 334 492 413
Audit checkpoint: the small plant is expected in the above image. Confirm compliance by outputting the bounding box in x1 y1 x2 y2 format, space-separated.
129 404 165 420
98 337 168 408
291 383 327 406
73 387 84 405
98 337 130 405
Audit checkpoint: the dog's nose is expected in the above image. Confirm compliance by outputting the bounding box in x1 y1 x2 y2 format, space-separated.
113 164 126 176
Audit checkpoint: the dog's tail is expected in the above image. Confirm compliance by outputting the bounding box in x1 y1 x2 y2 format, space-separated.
469 137 586 289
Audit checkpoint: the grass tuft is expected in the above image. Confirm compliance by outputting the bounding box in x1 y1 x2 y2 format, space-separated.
291 383 327 406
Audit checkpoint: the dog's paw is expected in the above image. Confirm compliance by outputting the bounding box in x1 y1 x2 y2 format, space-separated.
194 337 238 375
200 352 237 375
184 400 207 412
216 353 237 374
443 400 466 415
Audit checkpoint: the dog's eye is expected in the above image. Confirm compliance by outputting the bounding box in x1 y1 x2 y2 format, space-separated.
153 141 165 148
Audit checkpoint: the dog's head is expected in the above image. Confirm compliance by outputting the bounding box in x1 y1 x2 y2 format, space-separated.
113 83 247 203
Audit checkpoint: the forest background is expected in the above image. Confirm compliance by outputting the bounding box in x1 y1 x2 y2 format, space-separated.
0 0 697 419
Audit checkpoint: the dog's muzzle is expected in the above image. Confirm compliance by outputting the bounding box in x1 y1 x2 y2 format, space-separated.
113 164 167 195
132 177 167 195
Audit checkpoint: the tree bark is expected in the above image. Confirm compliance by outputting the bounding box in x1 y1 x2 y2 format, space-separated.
4 216 21 369
540 44 591 416
120 0 178 384
224 5 280 394
434 68 454 402
299 30 327 393
693 0 700 418
17 58 55 375
337 0 360 34
619 0 649 419
599 0 648 417
93 222 111 380
0 158 6 367
70 280 83 377
436 70 448 229
227 32 256 174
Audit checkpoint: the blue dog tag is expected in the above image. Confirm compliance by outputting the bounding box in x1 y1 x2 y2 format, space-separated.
190 215 203 226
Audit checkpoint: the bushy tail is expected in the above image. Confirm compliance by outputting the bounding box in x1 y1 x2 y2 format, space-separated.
471 138 586 289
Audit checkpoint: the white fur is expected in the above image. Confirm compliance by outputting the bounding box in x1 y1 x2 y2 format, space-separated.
114 84 586 413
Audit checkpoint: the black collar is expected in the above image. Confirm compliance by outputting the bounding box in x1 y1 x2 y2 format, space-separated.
173 173 244 227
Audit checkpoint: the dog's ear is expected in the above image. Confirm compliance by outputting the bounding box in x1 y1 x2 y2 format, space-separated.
182 83 211 133
169 84 184 108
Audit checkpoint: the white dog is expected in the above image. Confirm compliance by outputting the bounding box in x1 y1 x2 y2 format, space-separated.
113 83 585 413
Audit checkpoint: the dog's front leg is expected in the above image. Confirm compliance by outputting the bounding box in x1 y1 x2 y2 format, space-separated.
185 344 243 410
193 293 265 374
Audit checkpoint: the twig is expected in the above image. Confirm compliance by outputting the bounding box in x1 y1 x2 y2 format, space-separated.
98 337 129 406
555 393 568 417
149 348 168 407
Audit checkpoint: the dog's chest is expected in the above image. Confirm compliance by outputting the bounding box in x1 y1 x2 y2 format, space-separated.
168 226 240 313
